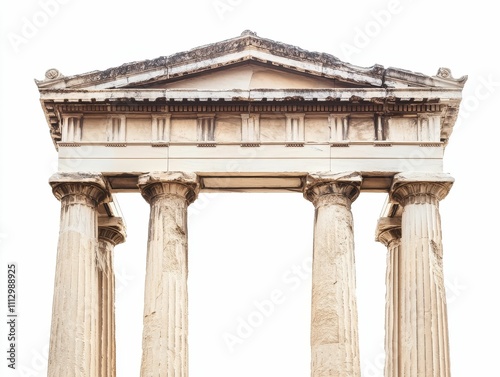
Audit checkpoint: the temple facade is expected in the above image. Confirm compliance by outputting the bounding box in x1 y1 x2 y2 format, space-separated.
36 30 466 377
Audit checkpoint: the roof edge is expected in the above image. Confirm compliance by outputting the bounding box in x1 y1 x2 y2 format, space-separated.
35 31 466 91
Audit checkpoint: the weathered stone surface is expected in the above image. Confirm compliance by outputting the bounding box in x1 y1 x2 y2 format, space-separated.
38 33 466 377
49 172 112 204
35 30 465 193
97 217 126 377
376 217 402 377
391 172 454 203
138 172 199 205
304 171 362 206
36 31 466 91
376 217 402 246
305 172 362 377
138 173 199 377
389 174 453 377
36 33 466 158
47 173 110 377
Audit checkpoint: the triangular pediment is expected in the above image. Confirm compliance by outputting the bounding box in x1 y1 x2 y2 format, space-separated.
141 62 364 91
36 30 466 92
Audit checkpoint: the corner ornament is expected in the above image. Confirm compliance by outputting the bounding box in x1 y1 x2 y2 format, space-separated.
45 68 63 80
435 67 468 84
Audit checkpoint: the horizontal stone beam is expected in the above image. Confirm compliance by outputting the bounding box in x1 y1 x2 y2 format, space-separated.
39 87 464 102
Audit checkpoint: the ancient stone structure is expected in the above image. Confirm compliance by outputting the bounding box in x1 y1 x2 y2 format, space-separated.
37 31 466 377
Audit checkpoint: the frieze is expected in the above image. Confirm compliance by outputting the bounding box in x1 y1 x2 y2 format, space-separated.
56 102 444 115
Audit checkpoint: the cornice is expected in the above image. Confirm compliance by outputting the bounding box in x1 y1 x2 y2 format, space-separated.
35 31 466 91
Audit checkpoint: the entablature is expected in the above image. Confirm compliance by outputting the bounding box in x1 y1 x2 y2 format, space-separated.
36 32 466 197
41 95 460 148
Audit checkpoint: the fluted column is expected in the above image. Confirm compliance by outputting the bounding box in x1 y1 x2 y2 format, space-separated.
390 172 454 377
48 173 111 377
375 217 402 377
304 172 362 377
97 217 126 377
138 172 199 377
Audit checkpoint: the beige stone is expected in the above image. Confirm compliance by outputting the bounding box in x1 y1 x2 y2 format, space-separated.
389 172 454 377
138 172 199 377
47 173 110 377
37 32 465 192
376 217 402 377
304 172 362 377
97 217 126 377
37 32 467 376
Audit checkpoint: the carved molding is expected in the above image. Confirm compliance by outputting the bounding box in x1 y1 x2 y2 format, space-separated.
138 172 199 205
329 114 349 142
390 172 454 206
285 113 305 142
61 104 169 113
240 143 261 147
304 172 362 208
419 142 442 147
57 103 444 115
330 142 350 147
45 68 63 80
417 114 441 142
152 114 171 142
58 143 82 147
196 143 216 147
49 172 111 206
375 114 389 141
107 116 126 142
98 225 126 247
197 115 215 142
61 115 83 143
241 114 260 142
48 103 446 148
105 143 127 147
375 217 402 247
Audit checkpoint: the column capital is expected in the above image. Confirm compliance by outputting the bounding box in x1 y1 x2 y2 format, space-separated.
49 172 111 206
390 172 454 206
138 172 199 205
304 171 362 207
98 217 126 246
375 217 401 247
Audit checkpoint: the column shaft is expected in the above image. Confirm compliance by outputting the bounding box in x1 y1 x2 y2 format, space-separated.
97 219 126 377
376 217 402 377
386 240 401 377
305 172 362 377
48 173 110 377
391 173 453 377
139 172 199 377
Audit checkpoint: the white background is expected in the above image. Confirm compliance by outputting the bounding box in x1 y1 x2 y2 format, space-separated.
1 0 499 376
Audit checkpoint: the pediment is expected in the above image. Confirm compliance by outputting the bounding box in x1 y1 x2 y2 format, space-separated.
140 62 365 91
36 31 467 150
36 31 467 92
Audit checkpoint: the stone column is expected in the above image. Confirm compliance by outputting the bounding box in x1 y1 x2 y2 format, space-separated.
97 217 126 377
304 172 362 377
390 172 454 377
138 172 199 377
375 217 402 377
48 173 111 377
